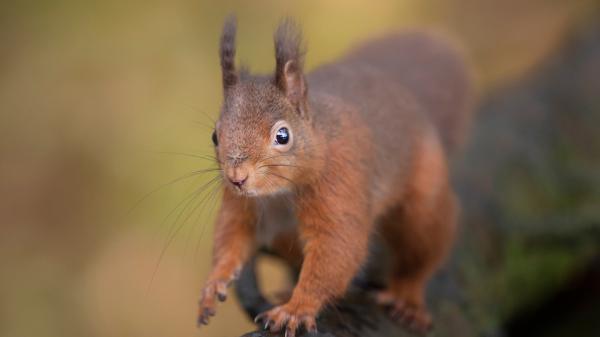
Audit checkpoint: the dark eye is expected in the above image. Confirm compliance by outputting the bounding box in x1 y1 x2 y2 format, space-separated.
211 130 218 146
275 127 289 145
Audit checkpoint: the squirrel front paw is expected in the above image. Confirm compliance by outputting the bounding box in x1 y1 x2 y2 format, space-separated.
197 279 228 326
255 303 317 337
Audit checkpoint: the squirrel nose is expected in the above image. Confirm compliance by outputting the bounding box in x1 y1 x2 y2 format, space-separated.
228 175 247 189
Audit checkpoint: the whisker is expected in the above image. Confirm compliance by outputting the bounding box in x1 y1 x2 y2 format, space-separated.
258 171 300 197
267 171 298 189
192 120 215 131
262 162 300 167
257 163 305 170
146 175 221 294
182 103 217 124
193 181 223 261
152 151 217 162
181 177 223 258
163 175 221 247
196 108 217 124
256 151 327 165
129 168 220 215
145 185 205 295
262 174 296 208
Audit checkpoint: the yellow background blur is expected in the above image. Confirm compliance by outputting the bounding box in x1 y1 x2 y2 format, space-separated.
0 1 596 336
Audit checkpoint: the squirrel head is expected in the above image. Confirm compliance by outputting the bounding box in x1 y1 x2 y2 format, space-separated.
212 16 317 197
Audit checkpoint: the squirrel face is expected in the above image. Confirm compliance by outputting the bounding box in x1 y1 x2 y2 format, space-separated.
212 17 314 197
213 81 311 197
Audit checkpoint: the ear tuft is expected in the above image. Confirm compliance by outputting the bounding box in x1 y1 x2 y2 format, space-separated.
220 15 238 91
274 18 307 113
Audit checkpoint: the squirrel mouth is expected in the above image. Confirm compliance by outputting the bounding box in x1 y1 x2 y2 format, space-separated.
231 185 258 197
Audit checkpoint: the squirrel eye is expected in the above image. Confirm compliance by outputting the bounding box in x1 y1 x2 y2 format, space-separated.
275 127 289 145
211 130 218 146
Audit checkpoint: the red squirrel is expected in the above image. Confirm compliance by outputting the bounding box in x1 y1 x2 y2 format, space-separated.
197 16 474 336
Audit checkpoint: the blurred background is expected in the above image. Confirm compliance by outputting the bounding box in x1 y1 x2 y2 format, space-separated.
0 1 599 337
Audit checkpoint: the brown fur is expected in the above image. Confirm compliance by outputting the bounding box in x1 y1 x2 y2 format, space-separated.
198 17 474 336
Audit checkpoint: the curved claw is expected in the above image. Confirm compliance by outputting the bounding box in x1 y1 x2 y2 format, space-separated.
197 279 230 328
253 312 271 330
254 312 266 324
255 305 318 337
305 319 318 334
197 311 210 326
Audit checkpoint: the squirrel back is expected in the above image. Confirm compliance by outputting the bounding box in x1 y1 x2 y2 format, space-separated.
309 31 475 155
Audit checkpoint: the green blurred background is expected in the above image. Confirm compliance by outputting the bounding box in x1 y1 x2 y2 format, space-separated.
0 1 598 337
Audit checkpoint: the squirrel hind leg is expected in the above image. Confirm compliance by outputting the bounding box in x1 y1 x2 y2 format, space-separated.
375 183 458 334
374 222 435 334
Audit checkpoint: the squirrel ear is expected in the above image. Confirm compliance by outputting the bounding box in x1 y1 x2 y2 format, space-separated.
274 18 308 115
281 60 307 110
220 15 238 91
